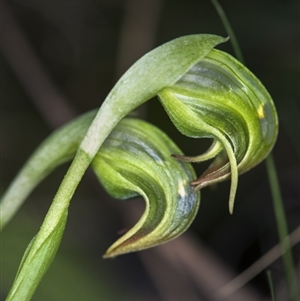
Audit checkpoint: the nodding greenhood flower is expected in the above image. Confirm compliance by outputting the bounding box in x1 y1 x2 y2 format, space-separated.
158 48 278 213
92 118 199 258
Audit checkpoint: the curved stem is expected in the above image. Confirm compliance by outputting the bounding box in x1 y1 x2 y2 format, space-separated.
266 155 298 301
210 0 245 64
38 150 90 234
6 150 90 301
211 1 298 299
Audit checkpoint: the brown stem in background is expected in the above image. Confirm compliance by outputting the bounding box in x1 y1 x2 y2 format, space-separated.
125 203 264 301
214 226 300 300
115 0 163 78
115 0 163 119
1 1 76 128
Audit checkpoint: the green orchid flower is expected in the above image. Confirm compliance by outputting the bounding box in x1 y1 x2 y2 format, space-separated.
158 48 278 213
92 117 199 258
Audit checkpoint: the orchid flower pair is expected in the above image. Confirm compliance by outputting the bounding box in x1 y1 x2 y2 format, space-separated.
1 34 278 301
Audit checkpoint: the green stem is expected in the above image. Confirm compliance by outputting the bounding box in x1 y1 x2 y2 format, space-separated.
38 150 91 234
266 270 277 301
210 1 298 299
265 155 298 301
210 0 245 64
6 150 91 301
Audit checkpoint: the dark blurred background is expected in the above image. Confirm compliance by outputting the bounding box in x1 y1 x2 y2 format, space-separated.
1 0 299 300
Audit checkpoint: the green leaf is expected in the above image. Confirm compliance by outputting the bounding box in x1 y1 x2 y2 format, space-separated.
92 118 200 258
158 49 278 213
0 110 97 230
2 112 97 301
